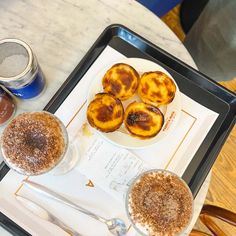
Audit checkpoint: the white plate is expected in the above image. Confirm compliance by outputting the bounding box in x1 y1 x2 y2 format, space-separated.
87 58 182 149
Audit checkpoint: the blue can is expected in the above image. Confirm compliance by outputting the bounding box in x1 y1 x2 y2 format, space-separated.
0 39 45 99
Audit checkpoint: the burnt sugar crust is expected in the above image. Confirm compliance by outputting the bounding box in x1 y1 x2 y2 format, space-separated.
124 102 164 139
138 71 176 107
87 93 124 132
102 63 139 100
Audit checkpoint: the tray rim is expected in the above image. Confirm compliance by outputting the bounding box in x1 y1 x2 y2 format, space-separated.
43 24 236 197
0 24 235 235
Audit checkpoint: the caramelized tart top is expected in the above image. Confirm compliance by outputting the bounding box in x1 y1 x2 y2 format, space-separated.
138 71 176 107
124 102 164 138
87 93 124 132
102 63 139 100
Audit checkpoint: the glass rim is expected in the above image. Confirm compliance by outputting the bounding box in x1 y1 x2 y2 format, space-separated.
1 111 69 176
125 169 194 236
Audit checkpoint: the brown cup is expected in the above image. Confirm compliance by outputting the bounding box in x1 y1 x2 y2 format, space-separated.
0 85 16 126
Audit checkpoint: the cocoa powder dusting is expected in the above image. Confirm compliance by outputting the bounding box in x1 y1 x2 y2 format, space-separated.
128 171 193 236
1 112 66 175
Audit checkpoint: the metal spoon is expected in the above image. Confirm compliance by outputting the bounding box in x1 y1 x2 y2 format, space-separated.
23 180 127 236
16 195 82 236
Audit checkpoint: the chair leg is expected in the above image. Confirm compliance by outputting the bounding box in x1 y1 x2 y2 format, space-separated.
200 215 227 236
201 204 236 227
189 229 212 236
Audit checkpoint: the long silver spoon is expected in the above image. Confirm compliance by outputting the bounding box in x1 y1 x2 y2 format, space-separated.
23 180 127 236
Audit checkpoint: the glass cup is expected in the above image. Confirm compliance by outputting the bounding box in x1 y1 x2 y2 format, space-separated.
125 169 193 236
0 111 79 175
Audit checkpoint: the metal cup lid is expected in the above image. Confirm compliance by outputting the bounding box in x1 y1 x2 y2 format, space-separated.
0 38 33 81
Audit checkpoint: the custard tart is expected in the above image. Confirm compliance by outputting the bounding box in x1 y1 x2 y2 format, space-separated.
138 71 176 107
124 102 164 138
87 93 124 132
102 63 139 100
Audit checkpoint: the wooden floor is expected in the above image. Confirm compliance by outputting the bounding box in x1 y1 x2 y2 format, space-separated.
161 5 185 42
161 5 236 235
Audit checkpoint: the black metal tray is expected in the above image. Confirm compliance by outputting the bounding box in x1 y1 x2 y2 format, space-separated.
1 24 235 235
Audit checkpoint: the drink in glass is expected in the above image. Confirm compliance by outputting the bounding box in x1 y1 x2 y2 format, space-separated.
126 169 193 236
1 111 78 175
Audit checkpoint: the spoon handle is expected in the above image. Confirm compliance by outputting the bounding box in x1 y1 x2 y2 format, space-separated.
23 180 106 223
50 216 82 236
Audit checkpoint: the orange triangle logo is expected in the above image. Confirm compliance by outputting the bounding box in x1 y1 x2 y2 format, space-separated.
86 180 94 187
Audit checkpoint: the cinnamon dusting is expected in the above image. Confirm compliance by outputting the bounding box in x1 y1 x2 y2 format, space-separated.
1 112 66 175
128 171 193 236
